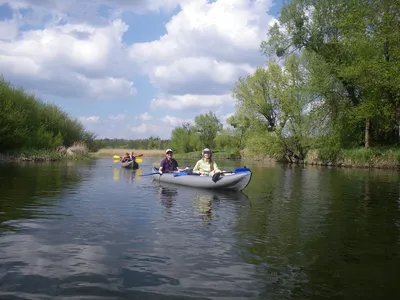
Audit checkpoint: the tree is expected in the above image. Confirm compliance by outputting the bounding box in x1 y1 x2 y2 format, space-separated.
261 0 400 148
232 55 313 159
194 112 222 149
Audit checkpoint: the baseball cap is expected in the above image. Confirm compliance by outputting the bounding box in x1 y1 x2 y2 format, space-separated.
202 148 211 153
165 148 173 153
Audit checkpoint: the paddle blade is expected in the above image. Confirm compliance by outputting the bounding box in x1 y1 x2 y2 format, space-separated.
136 158 142 163
113 155 120 159
140 172 160 176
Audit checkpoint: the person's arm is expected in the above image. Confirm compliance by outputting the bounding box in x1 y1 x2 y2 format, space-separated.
192 160 201 173
175 160 181 171
159 158 165 173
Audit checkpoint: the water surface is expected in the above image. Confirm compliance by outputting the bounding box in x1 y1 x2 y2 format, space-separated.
1 158 400 299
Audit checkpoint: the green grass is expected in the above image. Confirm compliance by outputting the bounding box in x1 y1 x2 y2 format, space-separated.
1 149 93 162
1 142 93 162
340 147 400 167
304 146 400 169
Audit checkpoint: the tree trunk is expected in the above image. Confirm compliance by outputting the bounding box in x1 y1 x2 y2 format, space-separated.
365 118 371 148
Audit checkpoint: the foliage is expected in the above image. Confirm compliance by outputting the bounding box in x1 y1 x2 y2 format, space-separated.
0 77 96 153
260 0 400 149
193 111 223 149
232 54 314 160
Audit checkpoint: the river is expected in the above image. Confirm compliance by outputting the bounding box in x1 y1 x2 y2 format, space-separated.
1 158 400 299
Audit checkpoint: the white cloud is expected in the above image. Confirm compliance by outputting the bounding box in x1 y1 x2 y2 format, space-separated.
0 16 135 100
108 114 126 121
129 0 276 95
129 123 164 135
136 112 153 121
0 18 19 40
78 116 100 124
151 93 235 110
0 0 281 139
162 115 193 126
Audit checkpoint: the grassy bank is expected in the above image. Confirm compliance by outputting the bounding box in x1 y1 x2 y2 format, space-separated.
235 147 400 170
303 147 400 169
0 142 92 162
0 77 96 160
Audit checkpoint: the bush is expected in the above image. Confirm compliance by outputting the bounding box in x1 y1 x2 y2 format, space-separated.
0 76 96 153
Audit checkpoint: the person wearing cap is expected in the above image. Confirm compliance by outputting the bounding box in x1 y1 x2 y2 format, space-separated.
159 149 180 173
193 148 221 176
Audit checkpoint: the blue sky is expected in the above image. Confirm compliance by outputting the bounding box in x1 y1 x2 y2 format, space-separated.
0 0 284 139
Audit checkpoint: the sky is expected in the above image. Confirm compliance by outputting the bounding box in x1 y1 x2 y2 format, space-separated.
0 0 284 140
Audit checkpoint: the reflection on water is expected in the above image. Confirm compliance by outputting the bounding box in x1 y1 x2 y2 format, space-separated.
193 194 213 223
0 161 90 234
113 166 144 184
157 186 177 212
1 159 400 299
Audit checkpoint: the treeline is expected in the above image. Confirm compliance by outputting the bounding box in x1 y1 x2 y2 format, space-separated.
92 136 170 150
0 77 96 153
227 0 400 161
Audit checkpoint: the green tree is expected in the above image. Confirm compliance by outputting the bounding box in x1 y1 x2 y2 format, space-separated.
169 122 193 153
232 55 313 159
194 111 222 149
261 0 400 148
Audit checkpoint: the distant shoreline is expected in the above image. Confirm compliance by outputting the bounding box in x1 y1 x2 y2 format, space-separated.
3 147 399 171
93 148 165 158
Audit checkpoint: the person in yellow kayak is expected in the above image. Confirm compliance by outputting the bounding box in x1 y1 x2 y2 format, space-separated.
193 148 223 177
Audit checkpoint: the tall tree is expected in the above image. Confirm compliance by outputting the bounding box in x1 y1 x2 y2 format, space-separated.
194 112 222 149
261 0 400 148
232 55 313 159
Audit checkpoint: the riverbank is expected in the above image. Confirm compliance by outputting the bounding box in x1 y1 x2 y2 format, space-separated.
90 147 400 170
243 147 400 170
0 143 92 163
304 148 400 170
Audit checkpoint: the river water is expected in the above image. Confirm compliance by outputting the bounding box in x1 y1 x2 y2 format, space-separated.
1 158 400 299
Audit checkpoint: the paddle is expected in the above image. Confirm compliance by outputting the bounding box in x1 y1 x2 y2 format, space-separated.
113 153 143 159
113 158 142 163
140 171 162 176
173 167 251 177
